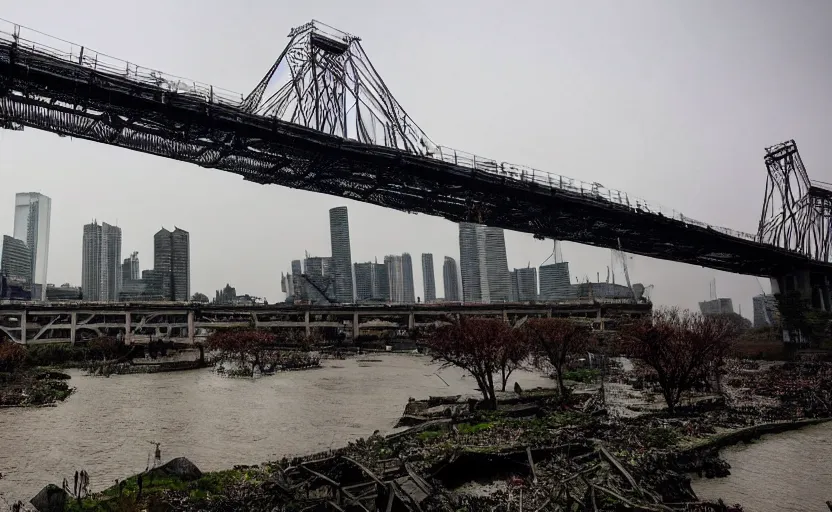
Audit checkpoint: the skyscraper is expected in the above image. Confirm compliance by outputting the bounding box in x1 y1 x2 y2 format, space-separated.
514 267 538 302
154 227 190 301
329 206 354 303
1 235 31 281
509 270 518 302
13 192 51 301
81 221 122 301
385 255 404 303
539 262 574 301
443 256 461 301
421 253 436 303
290 259 303 298
402 253 415 303
122 252 140 282
458 223 510 303
304 256 333 277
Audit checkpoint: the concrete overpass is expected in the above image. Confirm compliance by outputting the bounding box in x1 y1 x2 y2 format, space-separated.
0 301 651 345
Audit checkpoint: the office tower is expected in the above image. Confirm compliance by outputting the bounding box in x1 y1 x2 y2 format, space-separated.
304 256 333 278
122 251 140 282
1 235 31 281
81 221 122 301
421 253 436 303
329 206 354 303
699 298 734 316
509 270 518 302
402 253 415 303
354 262 374 301
514 267 538 302
374 262 390 301
13 192 51 301
154 227 190 301
752 294 779 328
459 223 485 302
291 259 303 297
539 262 574 301
385 255 404 303
483 227 511 303
443 256 461 301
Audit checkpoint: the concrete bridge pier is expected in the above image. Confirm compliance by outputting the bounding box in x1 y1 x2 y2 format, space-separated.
770 269 832 312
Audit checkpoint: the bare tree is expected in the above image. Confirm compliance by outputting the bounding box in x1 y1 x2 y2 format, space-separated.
524 318 591 396
620 308 737 413
425 317 514 409
497 328 529 392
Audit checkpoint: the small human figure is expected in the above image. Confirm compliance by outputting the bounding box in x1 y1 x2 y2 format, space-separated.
153 442 161 468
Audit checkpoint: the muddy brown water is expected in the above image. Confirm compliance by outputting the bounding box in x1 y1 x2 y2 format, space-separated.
1 355 830 509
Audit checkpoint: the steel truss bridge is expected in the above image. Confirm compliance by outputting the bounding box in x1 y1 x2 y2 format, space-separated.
0 300 650 345
0 19 829 277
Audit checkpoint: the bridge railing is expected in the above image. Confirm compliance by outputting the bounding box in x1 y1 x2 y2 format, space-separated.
435 145 759 243
0 19 245 108
0 19 761 245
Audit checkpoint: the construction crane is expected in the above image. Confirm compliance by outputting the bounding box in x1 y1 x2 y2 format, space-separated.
615 238 636 302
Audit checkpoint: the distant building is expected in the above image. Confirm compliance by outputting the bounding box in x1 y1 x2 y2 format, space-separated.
45 283 82 301
385 255 404 303
280 272 296 301
290 259 303 297
329 207 354 303
483 227 511 303
539 262 574 301
155 227 190 301
354 261 389 302
421 254 436 303
304 256 333 278
298 274 337 304
215 284 237 304
752 294 779 328
1 235 31 282
699 298 734 316
513 267 538 302
13 192 51 301
402 253 416 303
443 256 461 302
575 282 633 300
122 252 140 282
458 223 510 303
81 221 122 302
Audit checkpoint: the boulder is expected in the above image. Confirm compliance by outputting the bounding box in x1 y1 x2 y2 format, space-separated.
29 484 68 512
147 457 202 481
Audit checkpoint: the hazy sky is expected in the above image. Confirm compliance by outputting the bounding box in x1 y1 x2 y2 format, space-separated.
1 0 831 315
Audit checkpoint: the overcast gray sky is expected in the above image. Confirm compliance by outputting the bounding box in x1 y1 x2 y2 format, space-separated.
1 0 830 314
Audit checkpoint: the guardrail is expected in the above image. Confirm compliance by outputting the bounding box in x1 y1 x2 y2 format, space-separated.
0 19 761 245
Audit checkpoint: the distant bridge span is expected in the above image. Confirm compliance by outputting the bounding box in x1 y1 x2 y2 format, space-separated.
0 300 651 345
0 20 829 278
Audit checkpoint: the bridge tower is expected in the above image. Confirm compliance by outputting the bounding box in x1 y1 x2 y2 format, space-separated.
241 21 435 155
757 140 832 341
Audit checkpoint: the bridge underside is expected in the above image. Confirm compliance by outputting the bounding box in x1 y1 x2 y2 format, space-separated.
0 41 825 277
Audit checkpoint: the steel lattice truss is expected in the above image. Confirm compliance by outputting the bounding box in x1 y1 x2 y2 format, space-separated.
0 20 829 278
242 21 433 155
758 140 832 263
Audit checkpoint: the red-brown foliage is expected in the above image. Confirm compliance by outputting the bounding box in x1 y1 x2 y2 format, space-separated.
0 340 27 373
425 317 516 409
206 328 277 375
620 308 738 412
523 318 591 395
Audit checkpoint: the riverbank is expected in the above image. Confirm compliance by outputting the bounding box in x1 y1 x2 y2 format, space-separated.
46 359 832 511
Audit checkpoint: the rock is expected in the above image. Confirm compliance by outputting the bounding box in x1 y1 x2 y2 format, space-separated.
29 484 68 512
147 457 203 481
514 382 523 394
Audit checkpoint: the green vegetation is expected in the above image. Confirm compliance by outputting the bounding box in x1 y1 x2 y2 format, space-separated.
562 368 600 383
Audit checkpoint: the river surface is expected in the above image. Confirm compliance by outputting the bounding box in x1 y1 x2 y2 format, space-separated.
692 422 832 512
0 355 552 503
1 355 830 510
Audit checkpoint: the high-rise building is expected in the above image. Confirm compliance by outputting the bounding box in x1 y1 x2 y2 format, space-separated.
1 235 31 281
509 270 518 302
539 262 574 301
459 223 485 303
81 221 122 301
421 253 436 303
484 227 511 303
402 253 415 303
699 298 734 316
329 206 354 303
514 267 538 302
385 255 405 303
443 256 461 301
122 252 140 282
354 261 389 302
752 294 779 328
304 256 333 278
458 223 510 303
154 227 190 301
290 259 303 297
13 192 51 301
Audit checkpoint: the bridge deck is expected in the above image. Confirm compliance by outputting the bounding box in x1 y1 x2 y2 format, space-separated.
0 26 826 276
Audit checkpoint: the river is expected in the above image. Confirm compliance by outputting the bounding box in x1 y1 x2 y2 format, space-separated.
1 355 830 509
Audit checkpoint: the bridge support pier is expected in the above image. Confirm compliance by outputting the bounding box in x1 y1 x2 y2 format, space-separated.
20 312 26 344
304 311 311 336
70 312 77 345
770 268 832 344
353 312 360 339
125 312 131 345
187 311 194 344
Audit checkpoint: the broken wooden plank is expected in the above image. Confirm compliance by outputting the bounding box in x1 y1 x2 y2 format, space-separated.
526 446 537 484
